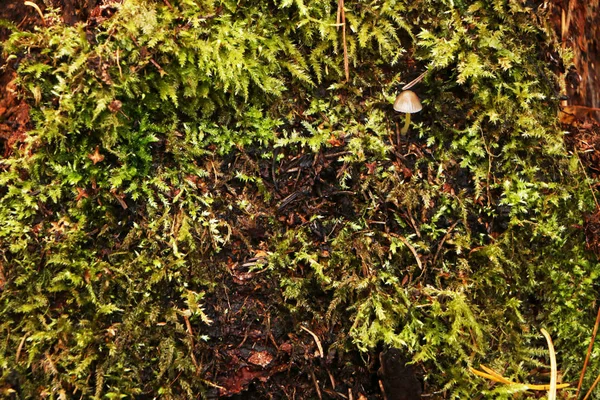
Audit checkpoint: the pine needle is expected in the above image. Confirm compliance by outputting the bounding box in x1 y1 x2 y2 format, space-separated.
577 305 600 397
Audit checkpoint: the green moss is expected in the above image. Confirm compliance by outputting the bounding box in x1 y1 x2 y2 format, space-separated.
0 0 598 398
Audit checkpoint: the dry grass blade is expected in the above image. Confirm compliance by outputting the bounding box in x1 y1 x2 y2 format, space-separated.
577 305 600 397
24 1 45 25
541 328 557 400
402 71 427 91
301 325 324 358
479 365 512 384
470 367 569 391
340 0 349 82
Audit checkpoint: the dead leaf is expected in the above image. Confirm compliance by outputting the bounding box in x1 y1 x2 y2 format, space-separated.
88 146 105 164
108 99 122 113
327 134 344 147
247 350 273 367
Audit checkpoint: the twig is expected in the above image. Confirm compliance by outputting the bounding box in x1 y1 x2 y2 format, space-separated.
15 334 27 363
162 0 174 10
310 369 323 400
338 0 349 82
300 325 324 358
200 378 226 390
24 1 45 26
577 305 600 397
267 313 279 350
183 315 200 373
386 232 423 270
327 369 336 390
149 58 167 76
129 35 167 76
584 371 600 400
432 221 459 267
116 48 123 79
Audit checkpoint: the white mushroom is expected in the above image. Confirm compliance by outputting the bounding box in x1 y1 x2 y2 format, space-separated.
393 90 422 135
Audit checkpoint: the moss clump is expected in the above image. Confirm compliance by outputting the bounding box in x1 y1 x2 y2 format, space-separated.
0 0 597 398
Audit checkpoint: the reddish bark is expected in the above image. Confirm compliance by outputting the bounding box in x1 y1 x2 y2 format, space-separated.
553 0 600 120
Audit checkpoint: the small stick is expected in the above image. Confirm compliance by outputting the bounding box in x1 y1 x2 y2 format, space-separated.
577 305 600 397
116 48 123 79
15 334 27 363
300 325 324 358
340 0 349 82
327 369 336 390
386 232 423 270
432 221 459 266
183 315 200 373
310 369 323 400
583 372 600 400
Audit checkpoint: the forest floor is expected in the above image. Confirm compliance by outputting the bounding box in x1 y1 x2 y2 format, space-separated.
2 1 600 399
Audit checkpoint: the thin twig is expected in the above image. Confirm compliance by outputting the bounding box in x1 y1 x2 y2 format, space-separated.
336 0 341 30
338 0 349 82
183 315 200 373
310 369 323 400
432 221 459 267
15 334 27 363
583 372 600 400
387 232 423 270
577 305 600 397
300 325 324 358
116 48 123 79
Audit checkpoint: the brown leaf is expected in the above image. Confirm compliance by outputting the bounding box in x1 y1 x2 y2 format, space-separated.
247 351 273 368
108 99 122 113
365 161 377 175
75 187 89 202
88 146 105 164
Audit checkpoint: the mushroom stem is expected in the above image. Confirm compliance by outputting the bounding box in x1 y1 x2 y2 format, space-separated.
401 113 411 135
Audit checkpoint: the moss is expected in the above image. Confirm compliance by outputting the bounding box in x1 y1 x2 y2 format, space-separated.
0 0 597 398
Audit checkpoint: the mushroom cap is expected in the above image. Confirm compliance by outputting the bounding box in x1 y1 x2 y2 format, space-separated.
393 90 423 113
